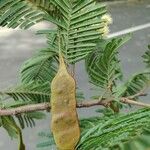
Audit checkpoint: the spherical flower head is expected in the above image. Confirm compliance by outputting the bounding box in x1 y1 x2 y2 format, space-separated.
98 26 110 37
101 14 113 25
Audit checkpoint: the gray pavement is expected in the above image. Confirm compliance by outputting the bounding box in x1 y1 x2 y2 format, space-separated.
0 1 150 149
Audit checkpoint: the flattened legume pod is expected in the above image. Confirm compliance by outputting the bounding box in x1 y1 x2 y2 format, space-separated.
51 54 80 150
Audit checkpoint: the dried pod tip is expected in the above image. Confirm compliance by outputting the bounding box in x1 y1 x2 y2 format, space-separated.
59 53 67 70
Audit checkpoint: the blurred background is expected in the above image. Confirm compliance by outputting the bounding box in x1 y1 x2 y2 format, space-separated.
0 0 149 149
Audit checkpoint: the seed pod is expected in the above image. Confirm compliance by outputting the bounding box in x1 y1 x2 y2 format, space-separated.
51 54 80 150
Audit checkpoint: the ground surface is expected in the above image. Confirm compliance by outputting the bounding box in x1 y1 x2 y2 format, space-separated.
0 0 150 149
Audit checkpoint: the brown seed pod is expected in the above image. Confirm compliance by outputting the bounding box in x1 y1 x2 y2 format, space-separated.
51 54 80 150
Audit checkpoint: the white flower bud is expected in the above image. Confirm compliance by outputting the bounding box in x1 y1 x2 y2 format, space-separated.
101 14 113 25
99 26 110 37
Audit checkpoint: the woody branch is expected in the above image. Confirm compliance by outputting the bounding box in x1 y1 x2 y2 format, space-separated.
0 97 150 116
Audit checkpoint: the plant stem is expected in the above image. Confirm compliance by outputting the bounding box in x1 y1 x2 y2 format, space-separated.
0 98 150 116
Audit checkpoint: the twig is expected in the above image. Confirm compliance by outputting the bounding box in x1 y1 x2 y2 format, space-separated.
0 103 50 116
77 99 111 108
0 98 150 116
128 90 147 99
121 98 150 107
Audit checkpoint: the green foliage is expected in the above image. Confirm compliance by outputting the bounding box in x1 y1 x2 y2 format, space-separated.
15 112 46 129
0 82 83 103
1 82 50 102
143 45 150 68
114 72 150 98
0 0 109 64
0 0 150 149
86 39 150 111
36 0 108 63
0 82 49 144
0 0 61 29
77 108 150 150
20 30 59 84
86 35 130 89
20 49 58 84
37 132 55 149
36 108 150 149
114 129 150 150
1 116 25 150
56 0 108 63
